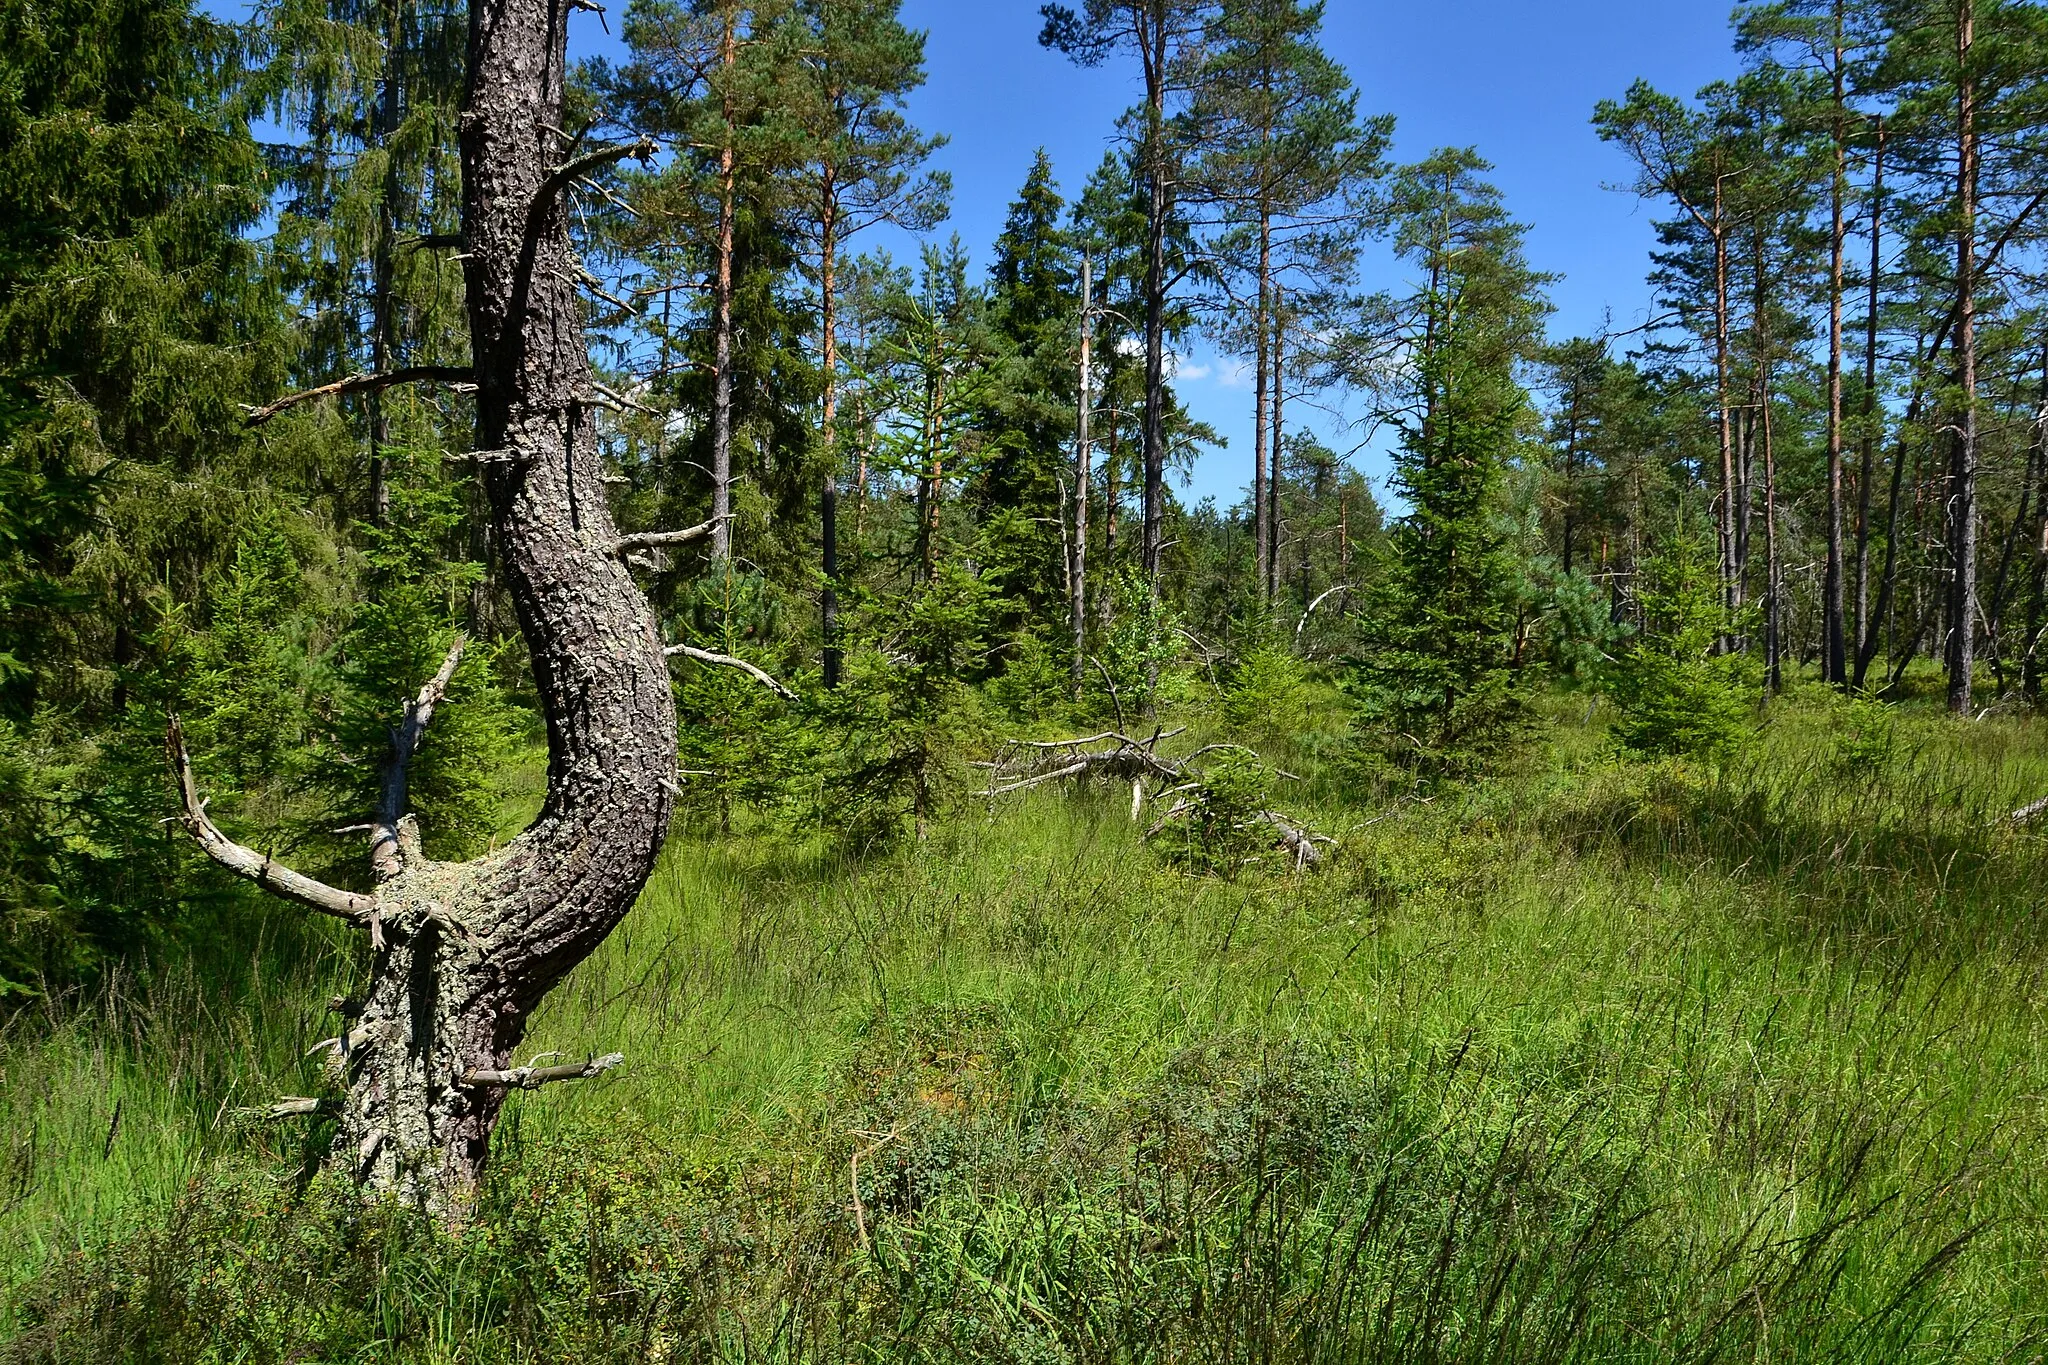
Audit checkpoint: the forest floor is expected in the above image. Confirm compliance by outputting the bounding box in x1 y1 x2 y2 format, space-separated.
3 681 2047 1361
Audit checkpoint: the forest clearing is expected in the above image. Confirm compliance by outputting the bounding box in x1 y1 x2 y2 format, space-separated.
3 0 2048 1357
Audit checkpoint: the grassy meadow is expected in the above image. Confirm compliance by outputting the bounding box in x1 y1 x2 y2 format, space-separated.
3 682 2048 1361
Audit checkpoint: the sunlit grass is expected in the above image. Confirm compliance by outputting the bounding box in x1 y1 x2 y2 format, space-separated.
4 686 2047 1358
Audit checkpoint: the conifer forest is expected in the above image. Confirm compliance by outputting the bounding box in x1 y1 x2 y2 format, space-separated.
7 0 2048 1356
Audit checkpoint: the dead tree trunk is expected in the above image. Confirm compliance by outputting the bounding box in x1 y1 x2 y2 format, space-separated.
174 0 676 1214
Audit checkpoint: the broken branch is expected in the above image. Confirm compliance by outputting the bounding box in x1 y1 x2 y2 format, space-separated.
167 716 376 923
243 366 475 427
537 137 658 221
612 516 726 555
664 644 797 702
370 637 467 882
244 1096 338 1121
461 1052 626 1089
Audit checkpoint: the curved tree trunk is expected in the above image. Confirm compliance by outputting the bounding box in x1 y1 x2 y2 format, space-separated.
176 0 677 1215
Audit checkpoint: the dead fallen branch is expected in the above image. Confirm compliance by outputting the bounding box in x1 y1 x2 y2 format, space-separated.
977 729 1187 798
461 1052 625 1090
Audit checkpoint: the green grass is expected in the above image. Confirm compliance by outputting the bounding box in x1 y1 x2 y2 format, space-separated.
4 685 2048 1360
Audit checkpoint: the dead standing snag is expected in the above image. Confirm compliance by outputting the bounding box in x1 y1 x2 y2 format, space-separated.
168 0 677 1214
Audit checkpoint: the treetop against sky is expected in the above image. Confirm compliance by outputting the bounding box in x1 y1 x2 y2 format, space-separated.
204 0 1743 502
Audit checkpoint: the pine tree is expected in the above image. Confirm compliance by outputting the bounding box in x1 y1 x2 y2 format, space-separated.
1198 0 1387 604
0 0 295 983
785 0 948 686
1041 0 1220 584
1609 506 1761 758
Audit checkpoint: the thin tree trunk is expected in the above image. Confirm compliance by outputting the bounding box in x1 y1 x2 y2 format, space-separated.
710 10 737 564
1855 387 1919 687
1754 221 1780 691
1764 381 1782 693
2027 354 2048 701
1853 117 1885 667
1140 18 1168 586
1268 286 1284 603
1823 0 1849 684
1253 217 1272 603
1561 387 1580 579
367 0 404 526
819 178 840 688
1948 0 1979 715
1072 254 1092 695
1713 179 1737 614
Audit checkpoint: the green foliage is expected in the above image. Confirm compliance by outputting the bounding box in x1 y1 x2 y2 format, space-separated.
1535 565 1628 687
1094 568 1181 720
1607 516 1759 760
320 459 519 863
1221 640 1313 743
672 569 807 833
984 628 1071 723
822 562 995 846
1148 747 1276 877
186 513 314 803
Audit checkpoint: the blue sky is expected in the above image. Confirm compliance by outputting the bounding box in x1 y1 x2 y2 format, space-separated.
567 1 1748 509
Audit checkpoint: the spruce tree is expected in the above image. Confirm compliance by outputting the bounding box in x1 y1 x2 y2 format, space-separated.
975 151 1079 631
1349 150 1551 779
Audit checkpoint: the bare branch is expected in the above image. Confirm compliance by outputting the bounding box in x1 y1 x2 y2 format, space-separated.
243 366 476 428
612 515 726 555
1296 584 1352 641
976 731 1186 798
461 1052 625 1089
443 448 530 467
167 716 376 923
541 137 658 209
2009 794 2048 825
1261 811 1334 870
243 1096 338 1121
664 644 797 701
368 637 467 882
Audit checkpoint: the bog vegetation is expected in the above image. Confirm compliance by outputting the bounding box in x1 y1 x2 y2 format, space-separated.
4 0 2048 1358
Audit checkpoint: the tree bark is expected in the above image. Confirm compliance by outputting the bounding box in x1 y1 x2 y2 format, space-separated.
178 0 680 1215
